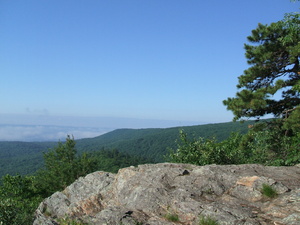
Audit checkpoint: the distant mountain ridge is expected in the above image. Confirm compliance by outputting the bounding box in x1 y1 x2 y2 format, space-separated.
0 120 254 178
75 121 253 160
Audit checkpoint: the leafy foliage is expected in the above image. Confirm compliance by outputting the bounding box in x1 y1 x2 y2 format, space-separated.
168 121 300 166
35 135 97 197
88 149 153 173
168 130 246 165
239 120 300 166
0 175 42 225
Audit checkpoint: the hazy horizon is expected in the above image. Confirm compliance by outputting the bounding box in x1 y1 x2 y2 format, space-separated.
0 113 214 141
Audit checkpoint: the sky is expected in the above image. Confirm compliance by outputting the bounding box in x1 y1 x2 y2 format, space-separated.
0 0 299 140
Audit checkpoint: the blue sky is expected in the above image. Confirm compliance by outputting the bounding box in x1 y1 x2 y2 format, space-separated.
1 0 299 132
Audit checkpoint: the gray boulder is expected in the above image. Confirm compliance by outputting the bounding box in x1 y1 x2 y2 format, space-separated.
33 163 300 225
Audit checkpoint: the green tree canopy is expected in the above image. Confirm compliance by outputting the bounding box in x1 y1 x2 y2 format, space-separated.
36 135 97 197
0 175 42 225
223 14 300 132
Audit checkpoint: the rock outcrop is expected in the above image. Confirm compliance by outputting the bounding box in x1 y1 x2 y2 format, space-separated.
34 163 300 225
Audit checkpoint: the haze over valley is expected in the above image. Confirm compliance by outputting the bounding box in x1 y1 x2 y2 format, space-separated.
0 114 203 141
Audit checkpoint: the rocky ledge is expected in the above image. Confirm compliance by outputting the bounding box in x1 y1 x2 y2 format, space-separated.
34 163 300 225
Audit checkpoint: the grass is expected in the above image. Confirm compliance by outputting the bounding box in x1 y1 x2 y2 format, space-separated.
261 183 278 198
199 215 219 225
58 217 88 225
165 212 180 222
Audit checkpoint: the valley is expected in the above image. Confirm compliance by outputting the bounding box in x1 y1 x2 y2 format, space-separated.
0 120 253 178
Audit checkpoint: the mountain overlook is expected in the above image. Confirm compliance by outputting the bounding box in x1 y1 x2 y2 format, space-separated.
0 120 253 178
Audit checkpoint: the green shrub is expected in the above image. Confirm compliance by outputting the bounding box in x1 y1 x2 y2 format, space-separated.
168 130 246 166
261 184 278 198
199 215 219 225
0 175 42 225
167 124 300 167
240 121 300 166
165 213 179 222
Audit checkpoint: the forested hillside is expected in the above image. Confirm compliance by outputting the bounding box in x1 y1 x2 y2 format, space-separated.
0 120 253 178
75 120 253 161
0 142 56 178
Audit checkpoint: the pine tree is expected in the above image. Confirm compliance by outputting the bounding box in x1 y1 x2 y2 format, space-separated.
223 14 300 132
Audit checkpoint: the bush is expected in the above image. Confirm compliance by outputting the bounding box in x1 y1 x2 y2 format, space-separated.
240 121 300 166
167 122 300 167
167 130 246 166
0 175 42 225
